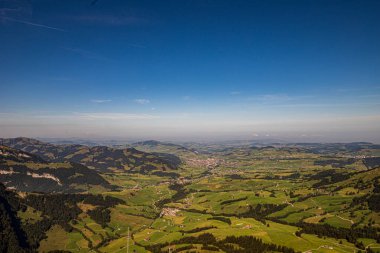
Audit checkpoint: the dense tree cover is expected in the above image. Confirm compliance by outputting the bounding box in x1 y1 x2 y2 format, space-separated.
46 250 71 253
207 216 231 225
201 245 219 251
24 195 82 224
151 171 180 178
151 152 182 168
0 162 112 193
351 193 380 212
265 172 301 180
1 138 179 173
295 222 380 244
373 178 380 193
87 207 111 228
21 193 123 249
82 194 124 207
156 183 194 209
23 219 53 249
0 184 30 253
0 184 125 252
283 172 301 179
363 157 380 169
145 233 296 253
350 195 368 208
367 194 380 212
172 245 195 252
309 169 350 187
221 197 248 205
227 174 246 180
240 204 287 222
185 203 287 225
180 226 216 233
314 159 356 168
0 146 46 164
220 235 295 253
0 145 112 193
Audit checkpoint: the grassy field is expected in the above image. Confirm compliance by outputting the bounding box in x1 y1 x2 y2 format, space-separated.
19 143 379 253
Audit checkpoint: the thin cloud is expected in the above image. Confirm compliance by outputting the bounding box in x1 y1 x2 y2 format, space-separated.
68 14 148 26
0 112 160 122
0 8 21 15
247 94 314 104
265 102 380 108
76 113 159 120
2 17 65 31
50 77 71 81
335 86 380 93
127 43 146 49
91 99 112 103
134 99 150 105
63 47 112 61
255 94 292 102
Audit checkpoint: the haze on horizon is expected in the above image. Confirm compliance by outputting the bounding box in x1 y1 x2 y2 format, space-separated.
1 0 379 143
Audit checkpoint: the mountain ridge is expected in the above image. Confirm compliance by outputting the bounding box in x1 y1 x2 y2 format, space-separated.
0 137 180 173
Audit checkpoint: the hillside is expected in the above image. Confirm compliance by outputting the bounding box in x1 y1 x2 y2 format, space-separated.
132 140 196 157
0 141 380 253
0 182 125 252
0 137 179 173
0 183 29 252
0 146 112 193
132 140 190 152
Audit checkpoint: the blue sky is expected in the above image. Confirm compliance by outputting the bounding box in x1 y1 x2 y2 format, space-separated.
0 0 379 142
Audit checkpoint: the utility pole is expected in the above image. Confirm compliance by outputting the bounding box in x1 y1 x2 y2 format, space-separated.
127 227 130 253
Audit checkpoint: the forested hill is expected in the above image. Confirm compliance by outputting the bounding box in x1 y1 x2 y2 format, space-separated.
0 183 29 252
0 137 180 173
0 146 112 193
0 182 124 252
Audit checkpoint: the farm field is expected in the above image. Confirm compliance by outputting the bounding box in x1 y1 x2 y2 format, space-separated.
1 140 380 253
2 0 380 252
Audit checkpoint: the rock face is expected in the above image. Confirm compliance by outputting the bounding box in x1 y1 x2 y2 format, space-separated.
26 172 62 185
0 146 112 193
0 145 46 163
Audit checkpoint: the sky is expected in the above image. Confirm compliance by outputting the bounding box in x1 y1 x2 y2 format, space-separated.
0 0 380 142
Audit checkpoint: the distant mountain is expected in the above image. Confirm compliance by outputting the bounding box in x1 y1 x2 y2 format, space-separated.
0 137 179 173
133 140 190 150
286 142 380 155
0 145 112 193
0 145 46 163
133 140 163 146
132 140 196 159
38 137 131 147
